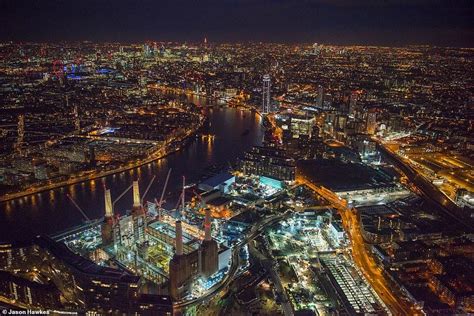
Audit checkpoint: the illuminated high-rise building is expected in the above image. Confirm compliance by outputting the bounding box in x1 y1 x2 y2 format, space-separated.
349 91 357 116
317 85 324 108
143 43 152 57
262 74 271 114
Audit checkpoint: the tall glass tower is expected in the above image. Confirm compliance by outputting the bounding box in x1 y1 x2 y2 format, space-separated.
262 74 271 114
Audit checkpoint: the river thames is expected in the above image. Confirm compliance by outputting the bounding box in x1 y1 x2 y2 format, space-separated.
0 98 263 242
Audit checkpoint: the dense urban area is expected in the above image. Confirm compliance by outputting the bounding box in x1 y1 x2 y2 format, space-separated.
0 41 473 315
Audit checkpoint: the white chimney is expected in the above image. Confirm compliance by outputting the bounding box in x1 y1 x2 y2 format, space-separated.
105 189 113 218
132 180 140 208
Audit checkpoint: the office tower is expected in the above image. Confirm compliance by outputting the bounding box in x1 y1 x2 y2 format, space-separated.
349 91 357 116
317 85 324 108
143 43 152 57
262 74 271 114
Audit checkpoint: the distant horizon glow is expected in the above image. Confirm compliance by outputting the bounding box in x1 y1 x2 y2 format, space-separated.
0 0 472 47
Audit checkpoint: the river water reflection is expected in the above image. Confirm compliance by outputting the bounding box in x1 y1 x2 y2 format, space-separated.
0 97 263 241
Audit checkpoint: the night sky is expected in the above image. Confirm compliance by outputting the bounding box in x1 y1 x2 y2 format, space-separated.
0 0 472 46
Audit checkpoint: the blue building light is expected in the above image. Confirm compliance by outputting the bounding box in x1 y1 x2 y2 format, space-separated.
260 176 283 189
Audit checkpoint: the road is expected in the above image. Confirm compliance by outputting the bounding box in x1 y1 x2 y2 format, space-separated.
296 175 417 316
174 212 291 309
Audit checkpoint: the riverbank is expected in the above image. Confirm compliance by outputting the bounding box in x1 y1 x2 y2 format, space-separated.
0 117 205 203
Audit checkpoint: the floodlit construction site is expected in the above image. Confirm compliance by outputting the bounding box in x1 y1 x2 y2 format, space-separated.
54 168 295 306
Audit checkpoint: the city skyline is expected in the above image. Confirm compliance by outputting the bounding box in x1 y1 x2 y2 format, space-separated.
0 1 473 314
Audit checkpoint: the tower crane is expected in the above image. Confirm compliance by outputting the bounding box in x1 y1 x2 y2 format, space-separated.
66 194 91 222
141 175 156 206
155 169 172 220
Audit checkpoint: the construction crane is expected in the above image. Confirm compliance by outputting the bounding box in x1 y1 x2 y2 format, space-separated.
192 189 205 210
181 176 186 220
155 169 172 220
66 194 91 222
141 175 156 206
113 183 133 212
169 176 188 219
173 191 184 215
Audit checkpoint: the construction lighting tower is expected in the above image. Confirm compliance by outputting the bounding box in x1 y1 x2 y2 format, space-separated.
262 74 271 114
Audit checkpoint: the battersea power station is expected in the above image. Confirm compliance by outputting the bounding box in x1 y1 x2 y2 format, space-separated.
0 177 222 314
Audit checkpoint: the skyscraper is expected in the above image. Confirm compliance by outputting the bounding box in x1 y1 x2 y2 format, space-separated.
317 85 324 108
349 91 357 116
262 74 271 114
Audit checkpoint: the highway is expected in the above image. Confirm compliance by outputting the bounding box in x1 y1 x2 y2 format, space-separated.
174 211 291 309
296 175 417 315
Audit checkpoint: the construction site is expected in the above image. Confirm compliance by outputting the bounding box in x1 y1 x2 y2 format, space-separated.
52 168 289 303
